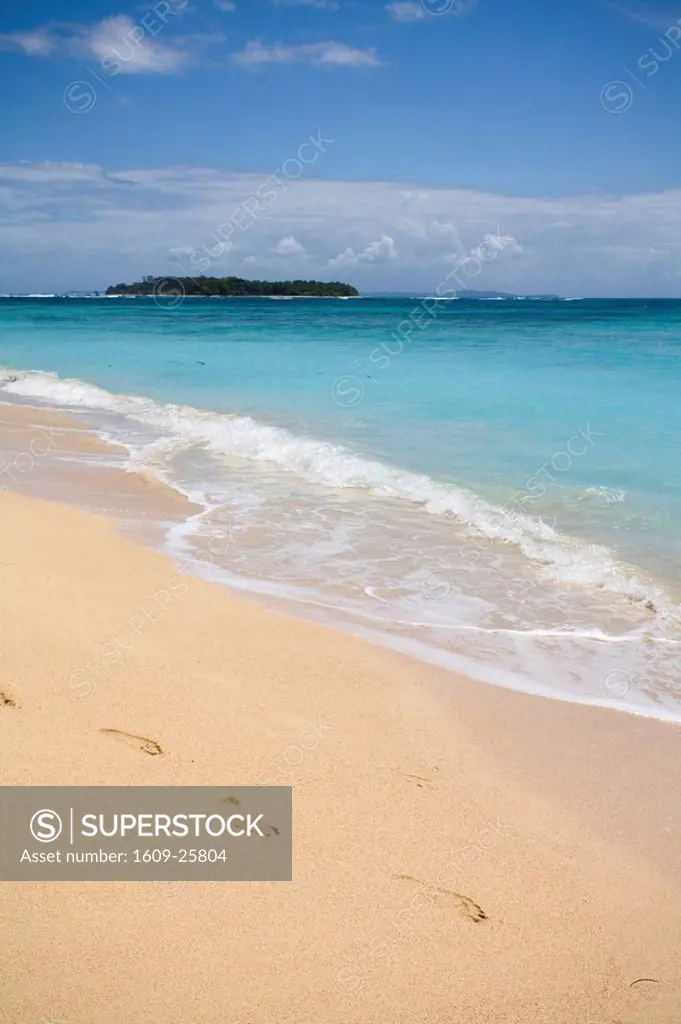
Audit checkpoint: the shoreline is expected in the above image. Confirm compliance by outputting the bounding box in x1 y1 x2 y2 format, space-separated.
344 621 681 725
103 292 362 299
1 401 681 858
1 393 679 725
0 487 680 1022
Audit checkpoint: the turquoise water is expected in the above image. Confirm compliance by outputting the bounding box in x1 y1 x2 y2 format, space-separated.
1 296 679 718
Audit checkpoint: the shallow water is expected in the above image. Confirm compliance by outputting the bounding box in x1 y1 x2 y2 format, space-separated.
0 296 679 718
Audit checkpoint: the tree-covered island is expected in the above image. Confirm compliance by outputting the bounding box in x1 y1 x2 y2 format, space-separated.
106 276 359 298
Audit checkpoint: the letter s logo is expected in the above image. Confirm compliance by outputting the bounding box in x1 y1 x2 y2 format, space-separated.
599 81 634 114
30 809 63 843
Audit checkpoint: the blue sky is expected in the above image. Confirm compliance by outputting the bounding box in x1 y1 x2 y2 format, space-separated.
2 0 681 294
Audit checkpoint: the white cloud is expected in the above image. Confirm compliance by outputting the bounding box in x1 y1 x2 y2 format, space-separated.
0 28 56 56
274 235 307 256
232 39 384 68
0 162 108 184
386 3 426 21
77 15 190 74
214 0 237 8
168 245 195 259
0 15 220 75
330 235 397 267
486 232 523 256
2 162 681 297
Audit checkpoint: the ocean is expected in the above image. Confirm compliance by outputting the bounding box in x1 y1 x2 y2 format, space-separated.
0 295 679 719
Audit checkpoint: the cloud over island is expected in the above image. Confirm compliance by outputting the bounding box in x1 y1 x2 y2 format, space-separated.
1 162 681 296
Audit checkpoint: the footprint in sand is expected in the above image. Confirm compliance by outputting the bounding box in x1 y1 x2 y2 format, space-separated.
220 796 280 838
100 728 163 756
381 766 438 790
404 772 435 790
395 874 488 923
0 692 18 709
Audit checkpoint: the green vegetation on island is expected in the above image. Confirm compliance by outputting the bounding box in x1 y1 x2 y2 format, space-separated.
106 276 359 298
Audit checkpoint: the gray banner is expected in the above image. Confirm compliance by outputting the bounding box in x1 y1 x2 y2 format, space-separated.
0 787 292 881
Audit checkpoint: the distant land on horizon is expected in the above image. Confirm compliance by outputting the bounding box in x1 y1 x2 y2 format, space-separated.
106 276 359 298
7 289 681 302
361 290 564 300
455 290 562 300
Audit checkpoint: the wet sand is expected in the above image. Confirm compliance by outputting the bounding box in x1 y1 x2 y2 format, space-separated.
0 403 680 1023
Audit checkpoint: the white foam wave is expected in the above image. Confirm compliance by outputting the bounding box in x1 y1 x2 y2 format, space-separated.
0 365 676 618
580 485 628 505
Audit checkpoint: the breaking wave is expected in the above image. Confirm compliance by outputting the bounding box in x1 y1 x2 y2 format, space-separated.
0 365 677 620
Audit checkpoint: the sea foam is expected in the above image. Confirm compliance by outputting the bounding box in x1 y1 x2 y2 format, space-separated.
0 365 677 622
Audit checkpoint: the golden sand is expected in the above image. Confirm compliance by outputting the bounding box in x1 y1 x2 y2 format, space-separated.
0 404 679 1023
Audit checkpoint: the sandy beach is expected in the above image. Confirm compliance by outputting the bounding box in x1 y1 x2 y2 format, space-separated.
5 3 681 1016
0 404 679 1023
